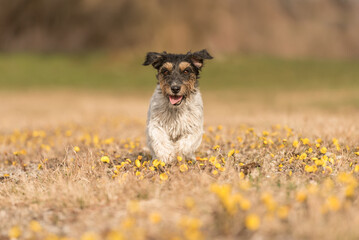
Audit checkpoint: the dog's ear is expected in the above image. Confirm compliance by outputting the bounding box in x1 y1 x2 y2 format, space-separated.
143 52 165 70
190 49 213 69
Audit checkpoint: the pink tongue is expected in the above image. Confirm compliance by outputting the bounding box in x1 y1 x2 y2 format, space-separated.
169 96 183 105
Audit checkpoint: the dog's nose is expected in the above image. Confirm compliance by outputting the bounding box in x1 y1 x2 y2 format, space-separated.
171 86 181 94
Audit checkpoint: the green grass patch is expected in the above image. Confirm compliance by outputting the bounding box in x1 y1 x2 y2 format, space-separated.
0 53 358 92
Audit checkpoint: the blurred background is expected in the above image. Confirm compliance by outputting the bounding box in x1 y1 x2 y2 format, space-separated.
0 0 359 117
1 0 359 57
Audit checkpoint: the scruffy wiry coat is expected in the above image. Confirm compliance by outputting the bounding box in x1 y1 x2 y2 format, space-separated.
147 85 204 162
143 49 213 163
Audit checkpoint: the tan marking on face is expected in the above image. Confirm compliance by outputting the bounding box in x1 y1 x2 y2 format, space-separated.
158 75 172 96
179 73 197 97
161 62 173 71
179 62 191 71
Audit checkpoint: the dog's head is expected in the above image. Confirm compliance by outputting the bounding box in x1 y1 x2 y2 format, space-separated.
143 49 213 106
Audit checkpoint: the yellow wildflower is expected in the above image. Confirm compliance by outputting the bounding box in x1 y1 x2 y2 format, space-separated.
103 138 114 145
277 206 289 219
301 138 310 145
81 232 99 240
13 150 26 156
212 145 220 150
239 198 251 211
180 164 189 172
320 147 327 154
337 172 356 184
106 230 124 240
160 173 168 181
29 220 42 232
135 159 141 168
152 159 160 167
44 233 60 240
93 135 99 145
228 149 235 157
245 214 260 231
305 165 317 173
177 156 183 162
121 217 135 229
315 159 324 166
299 153 307 160
293 140 299 148
327 196 341 211
261 193 276 212
296 191 307 202
149 212 162 224
73 146 80 152
8 226 21 239
345 185 355 198
101 156 110 163
325 166 333 174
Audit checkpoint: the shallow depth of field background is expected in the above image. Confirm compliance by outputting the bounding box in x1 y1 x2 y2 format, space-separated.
1 1 359 240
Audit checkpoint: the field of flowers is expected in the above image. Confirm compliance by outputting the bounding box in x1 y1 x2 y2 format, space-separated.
1 91 359 240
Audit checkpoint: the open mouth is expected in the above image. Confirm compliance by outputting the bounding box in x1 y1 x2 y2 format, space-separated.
169 95 183 105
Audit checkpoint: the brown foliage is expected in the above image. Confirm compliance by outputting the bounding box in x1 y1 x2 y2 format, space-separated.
0 0 358 58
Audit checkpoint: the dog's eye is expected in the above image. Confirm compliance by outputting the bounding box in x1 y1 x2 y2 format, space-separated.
183 69 190 74
162 69 170 75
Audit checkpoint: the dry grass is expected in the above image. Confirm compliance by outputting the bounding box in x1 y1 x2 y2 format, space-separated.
1 91 359 240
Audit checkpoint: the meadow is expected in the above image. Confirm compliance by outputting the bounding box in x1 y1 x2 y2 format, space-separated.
1 54 359 240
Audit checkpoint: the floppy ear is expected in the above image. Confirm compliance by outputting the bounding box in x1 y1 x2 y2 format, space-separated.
190 49 213 69
143 52 165 69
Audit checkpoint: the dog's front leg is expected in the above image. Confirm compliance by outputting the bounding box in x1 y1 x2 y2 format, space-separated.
175 132 203 161
147 123 175 163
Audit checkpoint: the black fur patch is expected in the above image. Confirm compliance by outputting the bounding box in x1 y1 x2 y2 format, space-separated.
143 49 213 74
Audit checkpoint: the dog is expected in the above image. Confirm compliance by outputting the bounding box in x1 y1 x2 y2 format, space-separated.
143 49 213 163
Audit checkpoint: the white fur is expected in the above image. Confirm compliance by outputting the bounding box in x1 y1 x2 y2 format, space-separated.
146 85 203 163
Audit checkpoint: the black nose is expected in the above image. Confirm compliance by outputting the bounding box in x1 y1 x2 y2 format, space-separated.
171 86 181 94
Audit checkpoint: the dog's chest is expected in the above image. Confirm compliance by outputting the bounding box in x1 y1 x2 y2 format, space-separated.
148 88 204 142
150 98 203 142
162 107 202 141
